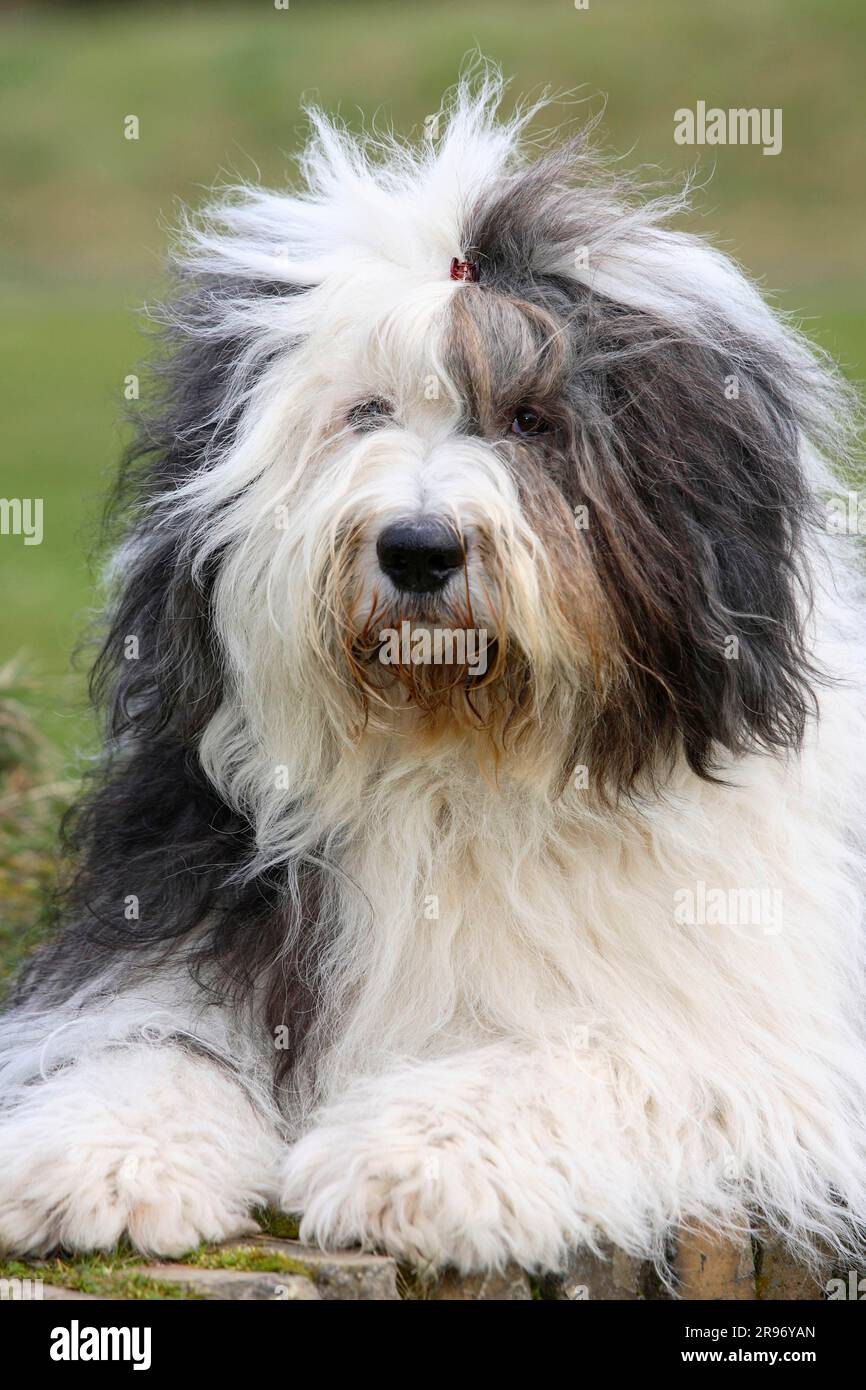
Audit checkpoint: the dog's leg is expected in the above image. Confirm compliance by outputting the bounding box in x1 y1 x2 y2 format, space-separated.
279 1041 636 1274
0 1045 283 1256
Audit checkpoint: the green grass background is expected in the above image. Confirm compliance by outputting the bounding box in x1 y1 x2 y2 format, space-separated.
1 0 864 760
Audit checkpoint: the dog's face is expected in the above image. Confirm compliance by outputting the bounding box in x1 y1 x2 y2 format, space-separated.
114 87 839 823
234 264 610 755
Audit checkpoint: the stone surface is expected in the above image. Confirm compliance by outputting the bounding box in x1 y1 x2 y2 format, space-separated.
13 1230 831 1301
539 1242 656 1300
40 1286 104 1300
222 1236 400 1301
756 1237 825 1300
675 1227 756 1300
426 1265 532 1301
133 1264 321 1300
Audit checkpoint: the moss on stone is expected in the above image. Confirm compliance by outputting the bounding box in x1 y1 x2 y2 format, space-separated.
0 1252 199 1300
252 1206 301 1241
179 1245 314 1280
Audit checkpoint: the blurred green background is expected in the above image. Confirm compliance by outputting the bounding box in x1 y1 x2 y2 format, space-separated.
0 0 863 835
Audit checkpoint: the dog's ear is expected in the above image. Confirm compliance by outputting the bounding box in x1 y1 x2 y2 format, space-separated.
94 273 293 743
459 151 852 793
95 351 230 742
570 292 822 790
95 530 222 744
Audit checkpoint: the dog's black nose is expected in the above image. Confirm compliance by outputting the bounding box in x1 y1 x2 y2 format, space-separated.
376 519 464 593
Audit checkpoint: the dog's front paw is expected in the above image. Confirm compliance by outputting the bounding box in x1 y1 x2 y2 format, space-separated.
0 1049 281 1256
0 1131 260 1258
280 1105 576 1273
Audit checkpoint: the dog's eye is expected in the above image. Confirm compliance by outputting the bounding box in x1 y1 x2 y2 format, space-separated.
349 398 393 429
510 407 549 438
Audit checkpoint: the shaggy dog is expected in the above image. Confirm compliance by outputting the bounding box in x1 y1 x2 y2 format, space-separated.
1 68 864 1278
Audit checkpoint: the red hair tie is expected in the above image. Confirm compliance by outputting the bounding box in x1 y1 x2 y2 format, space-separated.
450 257 480 283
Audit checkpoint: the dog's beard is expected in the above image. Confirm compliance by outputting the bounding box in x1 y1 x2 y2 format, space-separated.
322 527 536 745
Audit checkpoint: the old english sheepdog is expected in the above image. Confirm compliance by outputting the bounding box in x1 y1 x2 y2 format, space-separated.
1 68 865 1279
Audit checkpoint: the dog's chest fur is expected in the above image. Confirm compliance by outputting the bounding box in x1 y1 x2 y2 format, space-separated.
307 702 861 1108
